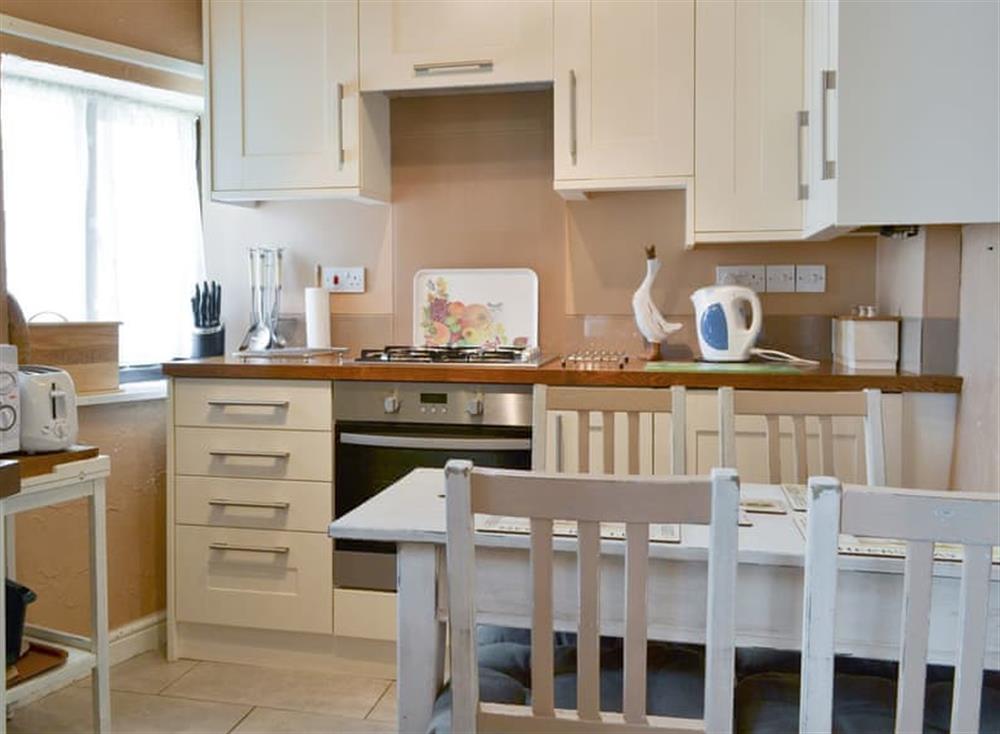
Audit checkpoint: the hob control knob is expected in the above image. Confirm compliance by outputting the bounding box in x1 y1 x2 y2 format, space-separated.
466 397 484 417
383 395 400 414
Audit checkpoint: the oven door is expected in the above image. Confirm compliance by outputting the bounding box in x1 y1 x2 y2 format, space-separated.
334 422 531 591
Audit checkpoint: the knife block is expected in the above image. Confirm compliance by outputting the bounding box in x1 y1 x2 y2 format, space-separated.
191 324 225 358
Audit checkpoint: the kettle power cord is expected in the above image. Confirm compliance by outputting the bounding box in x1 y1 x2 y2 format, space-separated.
750 348 820 366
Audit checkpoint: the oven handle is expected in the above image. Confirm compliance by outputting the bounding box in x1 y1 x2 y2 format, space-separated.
339 433 530 452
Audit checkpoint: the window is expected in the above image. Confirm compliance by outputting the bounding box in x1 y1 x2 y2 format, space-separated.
1 56 205 366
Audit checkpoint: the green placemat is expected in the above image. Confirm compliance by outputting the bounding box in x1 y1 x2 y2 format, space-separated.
644 361 803 374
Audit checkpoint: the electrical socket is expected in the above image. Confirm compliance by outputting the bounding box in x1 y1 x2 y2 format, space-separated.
322 266 365 293
766 265 796 293
795 264 826 293
715 265 766 292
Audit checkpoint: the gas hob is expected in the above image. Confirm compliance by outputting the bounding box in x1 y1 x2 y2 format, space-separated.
353 345 551 367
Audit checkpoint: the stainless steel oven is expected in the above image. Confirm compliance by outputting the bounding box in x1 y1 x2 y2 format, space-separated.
334 381 533 591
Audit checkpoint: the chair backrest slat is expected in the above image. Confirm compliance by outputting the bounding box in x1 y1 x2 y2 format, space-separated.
576 520 602 722
951 544 992 733
530 518 556 717
801 477 999 734
719 388 886 484
445 461 741 733
623 522 650 725
894 540 933 734
539 386 687 477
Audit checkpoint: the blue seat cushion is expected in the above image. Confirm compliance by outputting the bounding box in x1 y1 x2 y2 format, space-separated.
735 670 1000 734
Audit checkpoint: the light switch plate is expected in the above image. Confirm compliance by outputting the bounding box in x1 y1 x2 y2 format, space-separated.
322 266 365 293
796 264 826 293
766 265 796 293
715 265 766 292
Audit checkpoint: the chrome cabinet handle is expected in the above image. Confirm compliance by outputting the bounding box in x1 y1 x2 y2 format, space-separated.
413 59 493 75
209 542 289 554
339 433 530 451
335 82 345 170
207 399 289 408
208 499 290 510
569 69 578 165
797 109 809 201
208 449 290 459
821 69 836 180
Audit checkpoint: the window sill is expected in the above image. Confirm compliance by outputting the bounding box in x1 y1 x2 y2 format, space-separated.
77 380 168 408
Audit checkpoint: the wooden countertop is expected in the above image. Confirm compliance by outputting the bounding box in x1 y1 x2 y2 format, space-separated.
162 356 962 393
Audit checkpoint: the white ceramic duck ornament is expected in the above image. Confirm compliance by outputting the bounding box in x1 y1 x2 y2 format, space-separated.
632 245 682 361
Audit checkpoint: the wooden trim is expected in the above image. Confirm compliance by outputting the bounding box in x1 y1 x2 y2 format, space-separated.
530 518 555 718
576 521 601 722
547 387 673 413
670 386 687 474
895 541 933 733
478 704 704 733
469 469 712 524
622 523 648 725
718 387 735 469
531 385 548 472
732 390 867 416
950 545 991 732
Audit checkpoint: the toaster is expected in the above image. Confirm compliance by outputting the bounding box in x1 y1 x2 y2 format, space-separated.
18 366 78 453
0 345 19 454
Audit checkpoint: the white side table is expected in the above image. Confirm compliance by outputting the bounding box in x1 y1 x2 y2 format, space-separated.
0 455 111 733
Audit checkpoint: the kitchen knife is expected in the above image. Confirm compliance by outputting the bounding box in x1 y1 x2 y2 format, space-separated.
194 284 202 327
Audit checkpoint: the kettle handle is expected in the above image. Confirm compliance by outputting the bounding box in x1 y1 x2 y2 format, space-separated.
732 289 763 352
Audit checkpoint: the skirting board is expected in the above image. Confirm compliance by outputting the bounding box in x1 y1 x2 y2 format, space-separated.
10 610 165 709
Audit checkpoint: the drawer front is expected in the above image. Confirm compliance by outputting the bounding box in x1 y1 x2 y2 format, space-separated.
175 476 331 532
174 379 331 431
175 525 332 634
175 427 332 482
334 588 397 641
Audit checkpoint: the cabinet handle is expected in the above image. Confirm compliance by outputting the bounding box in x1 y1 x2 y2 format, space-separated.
797 109 809 201
821 69 837 180
209 542 289 555
208 449 290 459
413 59 493 75
207 399 289 408
569 69 578 165
335 82 345 170
208 499 291 510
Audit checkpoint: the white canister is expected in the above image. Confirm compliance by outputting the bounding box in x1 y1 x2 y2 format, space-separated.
304 287 331 348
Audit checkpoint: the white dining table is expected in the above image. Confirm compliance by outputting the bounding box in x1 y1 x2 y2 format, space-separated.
327 468 1000 734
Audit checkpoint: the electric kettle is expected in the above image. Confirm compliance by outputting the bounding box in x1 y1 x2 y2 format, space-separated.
691 285 762 362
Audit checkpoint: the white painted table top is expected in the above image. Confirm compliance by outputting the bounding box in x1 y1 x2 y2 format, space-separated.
328 468 996 581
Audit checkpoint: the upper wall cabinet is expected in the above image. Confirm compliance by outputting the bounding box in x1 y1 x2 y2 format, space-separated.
207 0 390 203
359 0 553 92
694 0 805 242
553 0 694 198
805 0 1000 235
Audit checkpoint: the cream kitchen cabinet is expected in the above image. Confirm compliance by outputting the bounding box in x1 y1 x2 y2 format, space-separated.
694 0 806 242
553 0 694 201
206 0 390 203
359 0 552 92
804 0 1000 235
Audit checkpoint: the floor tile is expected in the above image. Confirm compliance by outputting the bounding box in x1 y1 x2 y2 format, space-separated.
8 684 250 734
75 650 198 694
232 706 395 733
367 682 397 723
160 661 392 718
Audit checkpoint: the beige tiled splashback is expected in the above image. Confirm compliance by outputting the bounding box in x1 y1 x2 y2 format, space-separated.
206 90 877 357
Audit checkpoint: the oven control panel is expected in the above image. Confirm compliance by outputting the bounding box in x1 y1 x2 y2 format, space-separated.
335 382 533 427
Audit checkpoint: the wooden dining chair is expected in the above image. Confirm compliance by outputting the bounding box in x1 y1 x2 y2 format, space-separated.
532 385 687 476
717 388 886 485
444 460 741 733
800 477 999 733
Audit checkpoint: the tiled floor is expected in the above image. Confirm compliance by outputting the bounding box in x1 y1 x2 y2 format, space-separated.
7 651 398 733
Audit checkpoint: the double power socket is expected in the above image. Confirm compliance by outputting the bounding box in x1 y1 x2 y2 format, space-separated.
715 264 826 293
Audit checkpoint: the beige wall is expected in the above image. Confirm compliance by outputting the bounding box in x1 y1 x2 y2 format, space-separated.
951 223 1000 492
208 91 877 355
16 401 167 635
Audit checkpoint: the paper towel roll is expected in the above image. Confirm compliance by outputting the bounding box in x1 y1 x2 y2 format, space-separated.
304 287 331 348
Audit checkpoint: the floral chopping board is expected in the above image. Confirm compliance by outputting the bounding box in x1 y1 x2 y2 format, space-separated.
413 268 538 348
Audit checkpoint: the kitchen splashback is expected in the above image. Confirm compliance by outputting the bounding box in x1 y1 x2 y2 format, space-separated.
203 90 878 357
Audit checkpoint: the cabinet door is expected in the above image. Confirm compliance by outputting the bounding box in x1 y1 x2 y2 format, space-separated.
554 0 693 182
359 0 552 92
209 0 359 193
803 0 838 235
695 0 805 237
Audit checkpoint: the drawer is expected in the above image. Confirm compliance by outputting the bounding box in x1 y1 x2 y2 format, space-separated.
175 476 331 532
334 588 397 641
173 379 331 431
175 525 332 634
175 427 332 482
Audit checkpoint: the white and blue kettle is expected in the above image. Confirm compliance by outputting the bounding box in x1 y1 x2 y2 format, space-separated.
691 285 762 362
